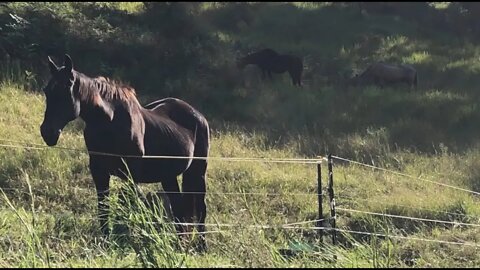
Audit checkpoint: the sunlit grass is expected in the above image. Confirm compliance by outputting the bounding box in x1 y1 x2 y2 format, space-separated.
3 1 480 267
1 85 480 267
428 2 451 10
402 51 431 64
291 2 333 10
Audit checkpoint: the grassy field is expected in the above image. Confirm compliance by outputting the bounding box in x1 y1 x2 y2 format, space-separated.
1 80 480 267
2 2 480 268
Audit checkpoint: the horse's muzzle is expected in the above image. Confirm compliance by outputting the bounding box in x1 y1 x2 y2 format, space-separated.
40 123 61 146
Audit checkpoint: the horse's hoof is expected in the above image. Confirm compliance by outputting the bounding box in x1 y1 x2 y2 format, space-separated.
101 226 112 237
194 238 208 254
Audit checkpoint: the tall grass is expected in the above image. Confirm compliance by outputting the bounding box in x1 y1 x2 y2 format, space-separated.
2 2 480 267
107 175 183 268
1 84 480 266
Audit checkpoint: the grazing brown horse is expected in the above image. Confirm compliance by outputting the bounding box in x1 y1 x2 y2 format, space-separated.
350 62 418 89
40 54 210 251
236 48 303 86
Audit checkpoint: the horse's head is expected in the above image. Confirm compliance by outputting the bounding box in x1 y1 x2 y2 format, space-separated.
40 54 80 146
347 73 361 87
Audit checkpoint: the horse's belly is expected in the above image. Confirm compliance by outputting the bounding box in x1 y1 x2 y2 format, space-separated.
108 156 191 183
144 159 191 178
270 66 287 73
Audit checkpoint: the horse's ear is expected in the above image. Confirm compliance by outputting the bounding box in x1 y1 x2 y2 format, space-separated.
64 54 73 72
48 56 59 74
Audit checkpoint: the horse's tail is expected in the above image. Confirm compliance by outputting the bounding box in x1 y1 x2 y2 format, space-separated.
193 118 210 160
182 114 210 245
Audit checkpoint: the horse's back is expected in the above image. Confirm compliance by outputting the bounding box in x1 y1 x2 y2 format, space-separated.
142 98 208 146
138 98 209 180
258 48 279 58
400 64 417 75
146 98 207 125
287 55 303 70
251 48 279 66
369 62 407 80
362 62 417 87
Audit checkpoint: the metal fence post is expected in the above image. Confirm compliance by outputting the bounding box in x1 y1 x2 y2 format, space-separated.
317 158 323 243
327 154 337 245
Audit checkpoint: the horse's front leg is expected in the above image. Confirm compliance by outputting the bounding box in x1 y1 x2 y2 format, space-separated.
267 70 273 80
91 164 111 235
162 177 184 232
261 69 267 80
288 71 297 86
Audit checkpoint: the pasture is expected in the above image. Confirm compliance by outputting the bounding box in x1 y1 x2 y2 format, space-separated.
1 2 480 268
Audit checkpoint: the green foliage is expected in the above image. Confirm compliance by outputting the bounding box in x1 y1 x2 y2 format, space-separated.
0 86 480 267
3 2 480 267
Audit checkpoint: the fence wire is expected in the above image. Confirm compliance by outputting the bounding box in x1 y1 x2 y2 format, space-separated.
0 139 325 164
2 138 480 250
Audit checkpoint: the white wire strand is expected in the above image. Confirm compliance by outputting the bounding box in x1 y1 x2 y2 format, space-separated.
331 155 480 196
336 207 480 228
0 186 324 198
337 196 480 221
0 140 325 164
52 222 480 248
327 226 480 248
2 206 480 248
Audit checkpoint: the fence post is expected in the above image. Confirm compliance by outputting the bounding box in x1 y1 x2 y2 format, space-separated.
317 158 323 243
327 154 337 246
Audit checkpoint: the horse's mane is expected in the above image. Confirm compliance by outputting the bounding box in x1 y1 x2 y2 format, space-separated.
75 71 139 105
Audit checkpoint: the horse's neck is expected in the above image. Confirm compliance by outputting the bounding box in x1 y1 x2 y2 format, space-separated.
77 78 137 126
246 53 263 63
79 87 145 150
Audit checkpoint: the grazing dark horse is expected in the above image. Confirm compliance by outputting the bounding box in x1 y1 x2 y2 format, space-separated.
236 48 303 86
40 54 210 251
350 62 418 89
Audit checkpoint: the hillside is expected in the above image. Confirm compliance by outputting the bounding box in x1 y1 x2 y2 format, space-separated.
1 2 480 267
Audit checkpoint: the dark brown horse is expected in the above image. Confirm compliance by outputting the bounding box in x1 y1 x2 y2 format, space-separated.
40 54 210 251
236 48 303 86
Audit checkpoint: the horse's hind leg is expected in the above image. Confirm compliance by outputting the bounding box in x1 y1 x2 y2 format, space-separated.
289 70 301 86
182 159 208 252
261 69 267 80
289 72 296 86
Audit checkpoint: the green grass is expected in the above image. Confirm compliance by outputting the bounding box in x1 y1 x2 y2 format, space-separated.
3 2 480 267
1 85 480 267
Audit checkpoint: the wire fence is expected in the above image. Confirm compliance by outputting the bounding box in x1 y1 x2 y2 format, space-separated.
337 196 480 221
1 139 476 198
3 206 480 248
332 155 480 197
0 139 326 164
2 139 480 250
0 186 326 198
336 207 480 228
